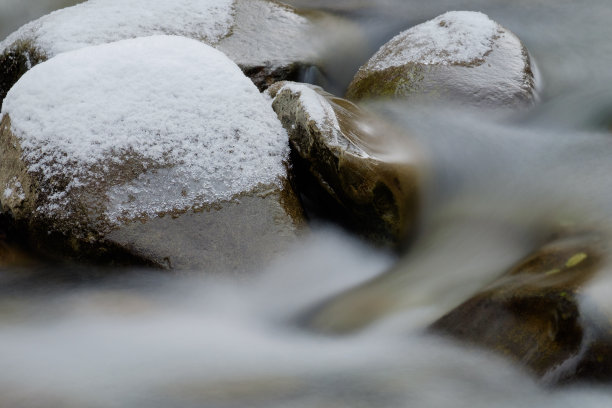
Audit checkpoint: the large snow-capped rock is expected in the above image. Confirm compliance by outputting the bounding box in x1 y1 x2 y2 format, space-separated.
0 35 304 270
0 0 322 108
269 81 420 246
346 11 537 107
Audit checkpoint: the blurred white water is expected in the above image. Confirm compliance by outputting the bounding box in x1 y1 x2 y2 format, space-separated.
2 227 612 408
0 0 83 39
3 0 612 407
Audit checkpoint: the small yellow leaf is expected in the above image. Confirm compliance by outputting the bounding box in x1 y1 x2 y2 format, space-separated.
565 252 587 268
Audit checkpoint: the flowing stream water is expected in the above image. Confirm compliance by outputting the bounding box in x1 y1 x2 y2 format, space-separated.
2 0 612 406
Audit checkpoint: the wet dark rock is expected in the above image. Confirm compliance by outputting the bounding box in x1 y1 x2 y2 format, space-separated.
346 11 537 108
269 81 421 247
430 232 612 384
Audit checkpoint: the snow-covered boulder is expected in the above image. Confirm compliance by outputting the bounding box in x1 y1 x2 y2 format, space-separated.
346 11 537 107
216 0 321 90
0 35 304 270
269 81 420 246
0 0 323 108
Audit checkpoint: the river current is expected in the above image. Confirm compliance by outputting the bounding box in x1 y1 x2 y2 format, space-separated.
2 0 612 407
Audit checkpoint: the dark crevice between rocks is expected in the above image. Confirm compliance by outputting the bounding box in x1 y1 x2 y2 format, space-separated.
280 160 309 228
288 139 408 248
243 62 320 92
0 40 47 111
289 146 344 226
0 211 165 295
0 211 52 270
24 216 162 269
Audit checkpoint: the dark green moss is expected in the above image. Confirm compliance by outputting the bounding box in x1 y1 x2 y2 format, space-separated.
346 64 425 101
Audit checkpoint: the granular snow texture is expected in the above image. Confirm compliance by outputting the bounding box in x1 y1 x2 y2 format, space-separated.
1 35 290 222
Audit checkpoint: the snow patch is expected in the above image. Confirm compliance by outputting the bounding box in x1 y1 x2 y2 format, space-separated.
273 82 371 158
276 83 341 144
216 0 316 67
2 36 290 222
367 11 500 71
3 177 25 202
0 0 235 57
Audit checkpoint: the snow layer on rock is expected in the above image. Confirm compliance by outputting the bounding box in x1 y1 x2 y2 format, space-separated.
0 0 235 56
3 177 25 201
216 0 317 67
1 35 290 222
367 11 500 71
276 82 341 143
273 82 370 158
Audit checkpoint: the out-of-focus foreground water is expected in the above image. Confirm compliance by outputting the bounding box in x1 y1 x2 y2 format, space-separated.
0 0 83 39
3 0 612 407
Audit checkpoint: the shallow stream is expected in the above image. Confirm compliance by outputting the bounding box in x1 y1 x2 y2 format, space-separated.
3 0 612 406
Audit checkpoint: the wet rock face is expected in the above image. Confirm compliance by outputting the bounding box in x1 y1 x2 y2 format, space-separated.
430 233 612 384
0 36 304 270
0 0 324 104
269 81 420 247
346 11 537 108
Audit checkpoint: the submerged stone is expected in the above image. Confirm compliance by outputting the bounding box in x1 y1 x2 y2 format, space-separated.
0 36 304 270
430 232 612 384
0 0 325 107
346 11 537 108
269 81 420 247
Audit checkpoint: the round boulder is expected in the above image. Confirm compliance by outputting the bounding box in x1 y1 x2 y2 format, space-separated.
0 35 304 270
346 11 538 107
0 0 325 108
269 81 420 247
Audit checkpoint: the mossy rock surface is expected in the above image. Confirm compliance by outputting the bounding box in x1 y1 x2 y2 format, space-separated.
346 11 537 108
269 81 421 247
430 232 612 384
